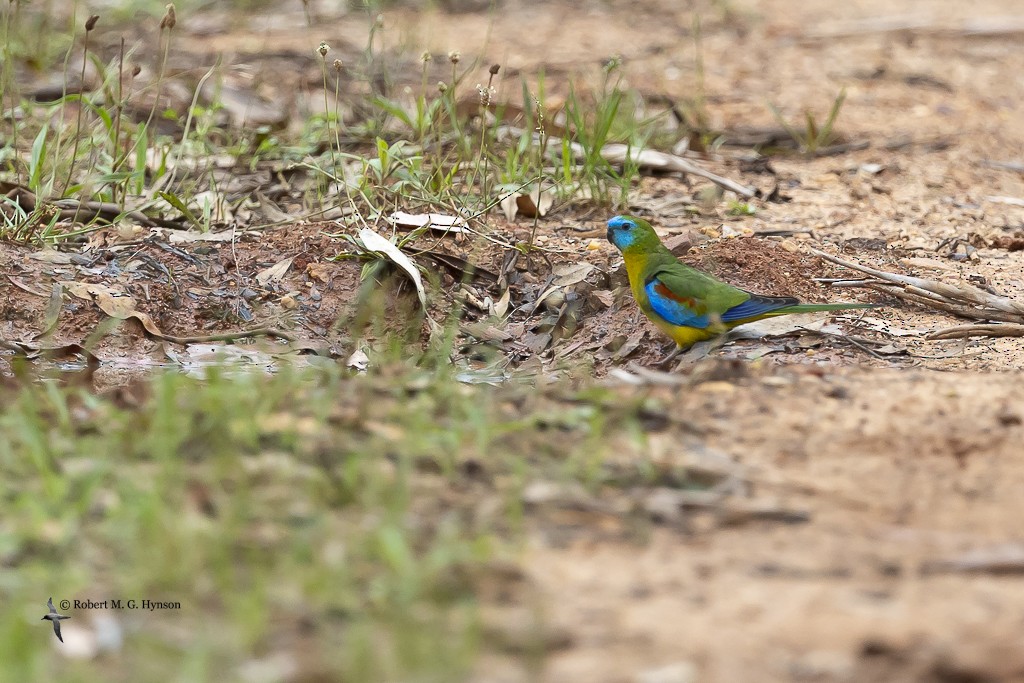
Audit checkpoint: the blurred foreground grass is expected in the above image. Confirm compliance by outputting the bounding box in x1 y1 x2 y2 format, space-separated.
0 360 656 681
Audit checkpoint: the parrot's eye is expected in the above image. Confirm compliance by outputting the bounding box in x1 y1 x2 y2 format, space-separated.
608 216 635 232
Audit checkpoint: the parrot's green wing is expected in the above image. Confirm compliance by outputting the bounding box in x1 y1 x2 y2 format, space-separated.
645 260 751 317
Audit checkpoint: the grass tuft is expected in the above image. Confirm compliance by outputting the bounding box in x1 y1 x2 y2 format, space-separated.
767 88 848 156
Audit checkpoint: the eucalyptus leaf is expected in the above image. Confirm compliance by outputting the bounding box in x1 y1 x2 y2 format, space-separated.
358 228 427 310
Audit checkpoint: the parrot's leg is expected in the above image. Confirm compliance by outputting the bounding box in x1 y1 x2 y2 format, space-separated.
670 337 727 370
654 344 684 367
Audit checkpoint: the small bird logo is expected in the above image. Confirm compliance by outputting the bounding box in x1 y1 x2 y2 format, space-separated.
41 597 70 642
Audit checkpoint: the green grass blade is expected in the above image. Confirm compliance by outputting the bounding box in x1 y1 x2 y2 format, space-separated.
28 124 49 195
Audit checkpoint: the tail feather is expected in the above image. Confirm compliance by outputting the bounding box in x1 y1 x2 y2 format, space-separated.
723 300 877 327
722 294 875 324
770 302 878 316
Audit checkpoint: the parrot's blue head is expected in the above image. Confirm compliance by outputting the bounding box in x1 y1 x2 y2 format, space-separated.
607 215 638 251
608 215 661 255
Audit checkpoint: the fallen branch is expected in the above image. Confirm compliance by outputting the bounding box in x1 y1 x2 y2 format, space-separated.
810 248 1024 320
864 283 1024 323
598 144 756 198
925 324 1024 341
2 181 184 229
812 248 1024 343
983 159 1024 174
921 543 1024 576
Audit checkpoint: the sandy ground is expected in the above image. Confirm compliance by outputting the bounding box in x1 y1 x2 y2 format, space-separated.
528 367 1024 682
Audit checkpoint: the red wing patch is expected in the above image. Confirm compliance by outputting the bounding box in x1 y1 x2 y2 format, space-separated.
653 282 698 309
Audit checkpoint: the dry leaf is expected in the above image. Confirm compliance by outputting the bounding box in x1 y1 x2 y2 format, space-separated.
62 282 135 317
191 190 233 224
171 343 276 377
500 187 555 221
494 287 511 318
7 276 48 297
390 211 466 233
166 229 253 244
60 280 167 336
590 289 615 308
519 188 554 218
29 249 73 264
531 284 562 314
613 329 645 360
986 195 1024 207
256 190 293 223
358 228 427 310
256 256 295 286
346 349 369 372
729 316 842 340
200 81 288 128
499 193 519 221
125 311 165 337
598 143 755 198
551 262 596 287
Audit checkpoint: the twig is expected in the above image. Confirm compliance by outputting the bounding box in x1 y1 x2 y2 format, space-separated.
811 140 871 157
982 159 1024 174
598 143 756 198
8 190 184 230
147 327 297 345
798 326 891 359
925 324 1024 341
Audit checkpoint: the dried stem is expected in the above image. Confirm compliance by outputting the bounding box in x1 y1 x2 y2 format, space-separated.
142 4 176 181
63 14 99 200
529 97 550 259
317 42 338 185
111 36 126 209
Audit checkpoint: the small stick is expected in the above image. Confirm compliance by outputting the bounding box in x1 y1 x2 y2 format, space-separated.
146 326 297 345
925 324 1024 341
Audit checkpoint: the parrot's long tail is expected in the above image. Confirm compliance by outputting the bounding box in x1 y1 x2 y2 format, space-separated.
770 302 878 316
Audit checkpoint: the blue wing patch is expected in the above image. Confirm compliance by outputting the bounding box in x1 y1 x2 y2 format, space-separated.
720 294 799 322
645 279 711 328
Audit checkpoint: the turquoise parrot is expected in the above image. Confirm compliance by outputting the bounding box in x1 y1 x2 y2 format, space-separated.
606 215 876 350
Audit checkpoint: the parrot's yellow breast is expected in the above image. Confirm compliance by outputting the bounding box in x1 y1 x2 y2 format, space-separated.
620 251 719 349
